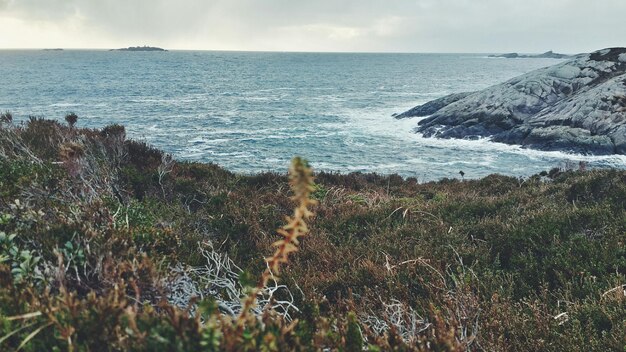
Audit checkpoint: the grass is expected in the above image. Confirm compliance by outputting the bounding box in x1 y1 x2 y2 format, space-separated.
0 117 624 351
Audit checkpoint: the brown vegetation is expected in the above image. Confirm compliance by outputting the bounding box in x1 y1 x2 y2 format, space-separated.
0 118 624 351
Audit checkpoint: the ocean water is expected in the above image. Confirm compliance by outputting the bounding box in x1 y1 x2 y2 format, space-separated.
1 50 625 180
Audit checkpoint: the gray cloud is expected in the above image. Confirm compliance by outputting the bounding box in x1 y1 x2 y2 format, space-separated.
1 0 625 52
1 0 77 20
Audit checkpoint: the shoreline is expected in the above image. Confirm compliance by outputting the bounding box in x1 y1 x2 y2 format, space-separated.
4 115 626 181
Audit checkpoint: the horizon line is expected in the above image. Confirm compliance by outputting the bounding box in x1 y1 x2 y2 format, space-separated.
0 47 585 55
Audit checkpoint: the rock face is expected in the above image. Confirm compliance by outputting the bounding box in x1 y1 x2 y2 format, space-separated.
397 48 626 155
395 92 473 118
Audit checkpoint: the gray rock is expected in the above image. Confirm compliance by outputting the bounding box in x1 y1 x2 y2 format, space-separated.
395 92 472 118
493 126 615 154
399 47 626 155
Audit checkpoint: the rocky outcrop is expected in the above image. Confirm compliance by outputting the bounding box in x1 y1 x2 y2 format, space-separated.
488 50 572 59
394 92 472 118
112 46 167 52
397 48 626 155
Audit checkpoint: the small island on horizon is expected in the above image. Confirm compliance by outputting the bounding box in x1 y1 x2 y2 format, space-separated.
111 45 167 52
488 50 572 59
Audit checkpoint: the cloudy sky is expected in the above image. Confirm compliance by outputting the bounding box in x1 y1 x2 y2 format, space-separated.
0 0 624 53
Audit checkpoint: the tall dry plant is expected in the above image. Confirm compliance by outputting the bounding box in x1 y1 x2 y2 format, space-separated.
236 157 317 327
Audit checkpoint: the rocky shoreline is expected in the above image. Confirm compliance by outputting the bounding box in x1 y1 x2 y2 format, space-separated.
397 48 626 155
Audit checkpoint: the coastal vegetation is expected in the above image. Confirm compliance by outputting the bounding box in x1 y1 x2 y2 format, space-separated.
0 117 624 351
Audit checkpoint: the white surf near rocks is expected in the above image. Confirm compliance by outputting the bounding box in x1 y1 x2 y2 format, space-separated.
397 48 626 155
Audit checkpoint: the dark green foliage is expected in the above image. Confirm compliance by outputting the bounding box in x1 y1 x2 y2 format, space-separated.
345 312 364 352
121 165 156 199
20 118 65 160
126 140 163 169
65 112 78 128
100 124 126 138
0 159 60 199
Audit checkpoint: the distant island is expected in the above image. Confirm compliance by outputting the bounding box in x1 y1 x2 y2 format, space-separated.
42 48 64 51
488 50 571 59
111 46 167 52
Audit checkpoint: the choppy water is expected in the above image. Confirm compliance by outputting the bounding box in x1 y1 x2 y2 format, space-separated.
1 50 625 180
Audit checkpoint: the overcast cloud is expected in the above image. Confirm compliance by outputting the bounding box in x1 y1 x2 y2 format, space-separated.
0 0 624 52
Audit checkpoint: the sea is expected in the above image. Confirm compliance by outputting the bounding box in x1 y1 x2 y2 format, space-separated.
1 50 625 181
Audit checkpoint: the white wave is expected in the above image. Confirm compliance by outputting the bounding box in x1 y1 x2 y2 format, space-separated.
127 97 198 104
49 103 82 107
246 87 297 93
203 138 232 144
339 107 626 167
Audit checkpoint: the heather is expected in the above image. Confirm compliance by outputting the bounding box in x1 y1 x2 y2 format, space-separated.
0 117 624 351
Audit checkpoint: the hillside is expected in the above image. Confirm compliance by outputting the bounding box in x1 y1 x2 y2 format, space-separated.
0 117 624 351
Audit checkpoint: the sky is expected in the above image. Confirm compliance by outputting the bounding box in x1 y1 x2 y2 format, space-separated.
0 0 624 53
